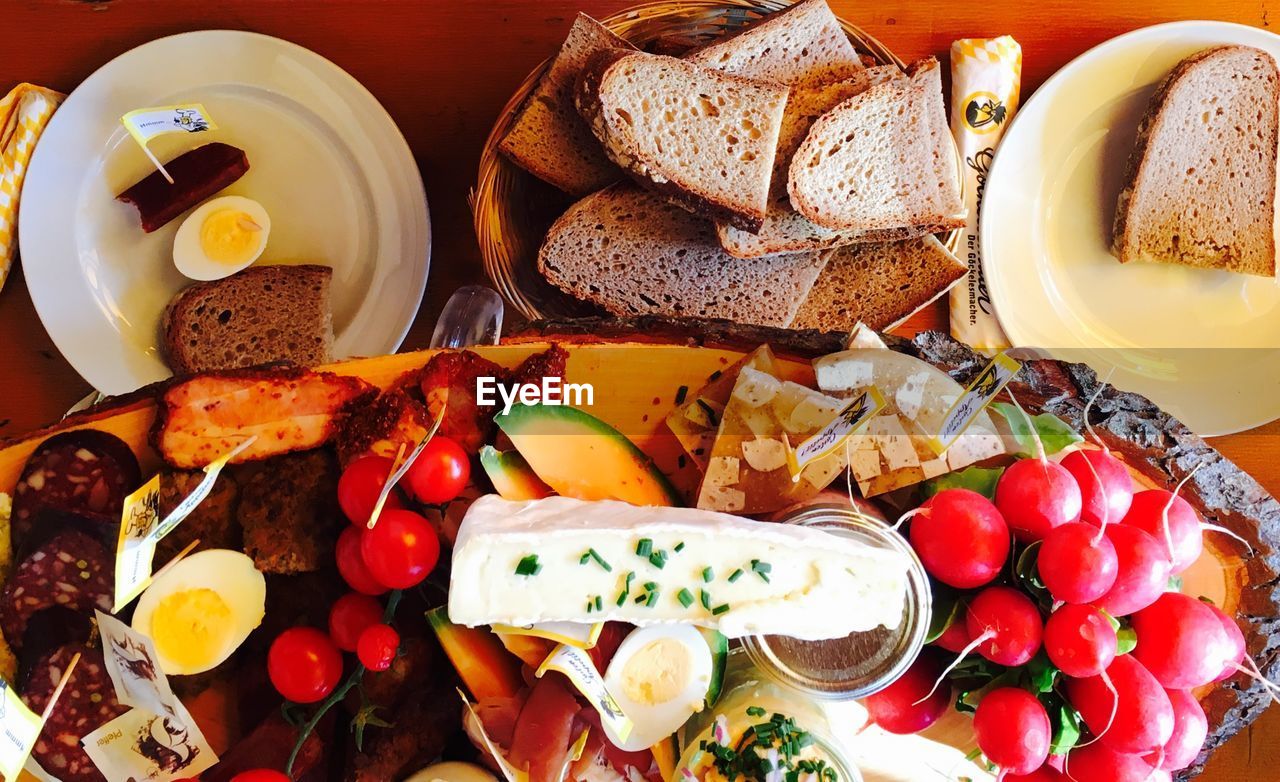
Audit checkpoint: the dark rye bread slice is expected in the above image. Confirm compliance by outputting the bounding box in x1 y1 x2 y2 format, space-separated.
537 184 827 327
1113 45 1279 276
788 58 965 233
575 50 789 232
162 264 334 375
498 14 634 196
685 0 864 87
790 235 966 330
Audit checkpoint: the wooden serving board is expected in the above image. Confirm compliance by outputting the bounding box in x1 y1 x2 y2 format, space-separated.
0 324 1273 781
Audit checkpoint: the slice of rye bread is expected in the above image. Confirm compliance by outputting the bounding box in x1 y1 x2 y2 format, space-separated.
685 0 864 87
788 57 966 233
538 184 828 327
498 14 635 196
162 264 334 375
1113 45 1279 276
790 235 966 331
717 66 939 257
575 50 789 232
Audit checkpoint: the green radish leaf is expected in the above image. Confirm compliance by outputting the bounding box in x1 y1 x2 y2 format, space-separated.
992 402 1084 457
1023 651 1060 693
1168 575 1184 592
926 585 962 643
1046 697 1083 755
1117 627 1138 655
1100 609 1121 631
922 465 1006 500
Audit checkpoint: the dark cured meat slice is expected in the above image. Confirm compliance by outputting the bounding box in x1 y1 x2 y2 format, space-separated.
0 530 113 651
115 142 250 232
10 430 141 550
418 351 507 454
20 644 128 782
200 714 325 782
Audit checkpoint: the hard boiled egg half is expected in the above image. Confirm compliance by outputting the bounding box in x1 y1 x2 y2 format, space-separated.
603 624 713 751
132 549 266 675
173 195 271 280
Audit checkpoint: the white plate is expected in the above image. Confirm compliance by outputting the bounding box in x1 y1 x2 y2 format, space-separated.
20 30 430 395
982 21 1280 436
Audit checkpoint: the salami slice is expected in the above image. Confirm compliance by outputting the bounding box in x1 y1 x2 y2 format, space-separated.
0 530 113 650
20 644 127 782
10 430 141 549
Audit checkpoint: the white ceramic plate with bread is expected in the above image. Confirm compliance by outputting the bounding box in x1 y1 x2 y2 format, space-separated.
983 21 1280 435
21 30 429 395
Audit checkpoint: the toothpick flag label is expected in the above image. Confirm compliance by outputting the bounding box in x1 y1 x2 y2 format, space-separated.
120 104 217 183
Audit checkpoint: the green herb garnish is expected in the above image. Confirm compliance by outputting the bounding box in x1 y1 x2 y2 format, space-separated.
615 571 635 606
728 568 744 583
581 548 611 571
751 559 772 583
746 705 766 717
712 603 730 616
636 538 653 557
674 541 686 553
515 555 541 576
649 549 668 569
701 566 714 583
700 589 712 610
677 588 695 608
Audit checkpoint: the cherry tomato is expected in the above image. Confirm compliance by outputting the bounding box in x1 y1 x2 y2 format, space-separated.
356 623 401 671
328 593 384 652
338 455 405 526
230 771 292 782
268 627 343 704
360 509 440 589
336 526 388 595
402 436 470 505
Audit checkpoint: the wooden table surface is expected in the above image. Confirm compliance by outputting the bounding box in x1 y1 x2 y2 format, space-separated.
0 0 1275 777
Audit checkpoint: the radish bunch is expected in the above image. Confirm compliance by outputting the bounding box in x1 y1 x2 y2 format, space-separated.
868 433 1262 780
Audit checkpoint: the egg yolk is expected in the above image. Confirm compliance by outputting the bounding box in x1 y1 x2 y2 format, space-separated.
149 587 235 670
620 638 692 705
198 208 262 265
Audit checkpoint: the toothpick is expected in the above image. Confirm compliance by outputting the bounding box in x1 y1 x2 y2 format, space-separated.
367 403 447 529
142 144 174 185
39 653 82 723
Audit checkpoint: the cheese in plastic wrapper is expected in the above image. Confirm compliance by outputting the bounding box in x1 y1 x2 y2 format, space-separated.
948 36 1022 353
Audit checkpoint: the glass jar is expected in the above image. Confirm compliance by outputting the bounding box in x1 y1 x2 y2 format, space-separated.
677 649 864 782
741 503 931 700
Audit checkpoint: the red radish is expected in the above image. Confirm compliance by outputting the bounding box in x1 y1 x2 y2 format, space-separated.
1206 603 1247 683
973 687 1051 775
1005 768 1066 782
1044 604 1117 678
1065 655 1174 754
996 458 1083 542
1064 742 1157 782
1131 593 1233 689
1039 522 1119 604
933 616 972 654
1149 689 1207 771
1121 490 1203 574
862 650 951 734
966 586 1044 667
1093 525 1171 617
909 489 1011 588
1061 448 1134 528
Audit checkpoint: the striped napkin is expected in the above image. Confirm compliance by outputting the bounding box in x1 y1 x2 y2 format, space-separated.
0 84 63 295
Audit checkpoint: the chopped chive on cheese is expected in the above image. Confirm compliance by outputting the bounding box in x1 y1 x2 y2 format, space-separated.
746 706 766 717
579 552 590 565
712 603 731 616
700 589 712 611
728 568 744 583
615 571 635 606
634 593 648 604
594 595 603 612
515 555 541 576
701 566 714 583
643 581 658 591
751 559 772 583
646 589 660 607
677 588 695 608
583 548 611 571
675 385 689 405
636 538 653 557
674 541 686 553
649 550 668 569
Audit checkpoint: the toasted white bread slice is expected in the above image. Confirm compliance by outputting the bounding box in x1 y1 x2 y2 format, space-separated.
1113 45 1279 276
790 235 966 331
575 50 789 232
788 58 965 233
538 184 828 326
498 14 634 196
685 0 864 86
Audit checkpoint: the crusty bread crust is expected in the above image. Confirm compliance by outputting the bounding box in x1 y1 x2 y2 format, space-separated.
575 50 787 233
1112 45 1279 274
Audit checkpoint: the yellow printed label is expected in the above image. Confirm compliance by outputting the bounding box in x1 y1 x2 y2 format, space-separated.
491 622 602 649
927 352 1022 455
787 387 886 476
0 678 45 781
113 437 256 611
537 644 633 744
120 104 216 147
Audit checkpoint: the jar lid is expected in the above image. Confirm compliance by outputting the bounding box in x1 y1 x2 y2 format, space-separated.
741 504 931 700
